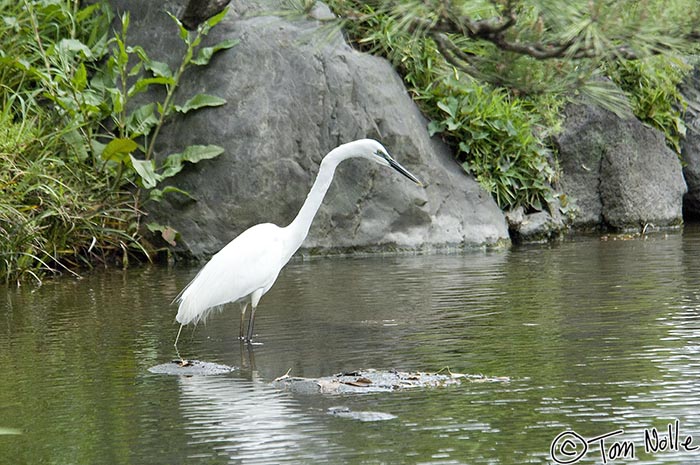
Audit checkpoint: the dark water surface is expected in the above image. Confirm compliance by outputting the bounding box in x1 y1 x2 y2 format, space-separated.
2 228 700 464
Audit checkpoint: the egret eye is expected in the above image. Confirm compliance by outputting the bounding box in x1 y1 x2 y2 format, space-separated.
375 150 390 160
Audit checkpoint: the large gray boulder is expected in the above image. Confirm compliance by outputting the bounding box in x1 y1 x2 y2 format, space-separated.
111 0 509 258
681 64 700 219
554 103 686 231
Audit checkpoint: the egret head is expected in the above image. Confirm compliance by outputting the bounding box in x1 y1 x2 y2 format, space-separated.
348 139 423 186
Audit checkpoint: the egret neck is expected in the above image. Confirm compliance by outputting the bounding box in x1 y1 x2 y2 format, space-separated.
284 149 346 257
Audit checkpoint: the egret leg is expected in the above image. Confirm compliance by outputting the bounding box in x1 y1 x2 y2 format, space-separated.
246 304 257 342
239 302 248 340
174 324 184 362
246 289 264 342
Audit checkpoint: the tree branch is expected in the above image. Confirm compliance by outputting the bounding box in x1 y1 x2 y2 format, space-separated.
383 0 694 65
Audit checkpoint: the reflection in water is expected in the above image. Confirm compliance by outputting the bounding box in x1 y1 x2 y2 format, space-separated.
3 229 700 463
176 370 335 463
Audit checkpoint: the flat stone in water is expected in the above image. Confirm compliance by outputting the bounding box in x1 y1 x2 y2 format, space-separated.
327 406 397 422
272 369 509 394
148 359 235 376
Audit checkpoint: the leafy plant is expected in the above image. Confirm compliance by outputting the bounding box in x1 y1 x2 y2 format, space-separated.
0 97 142 284
606 56 690 154
324 0 560 211
324 0 697 212
429 81 556 210
0 1 236 283
87 9 237 204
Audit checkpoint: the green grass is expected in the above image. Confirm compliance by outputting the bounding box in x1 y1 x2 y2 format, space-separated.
0 1 232 284
0 99 141 284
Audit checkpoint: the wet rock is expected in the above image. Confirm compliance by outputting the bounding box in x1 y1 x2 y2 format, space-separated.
148 359 235 375
327 406 397 422
109 0 509 259
554 103 686 231
271 369 508 394
681 63 700 219
506 206 565 243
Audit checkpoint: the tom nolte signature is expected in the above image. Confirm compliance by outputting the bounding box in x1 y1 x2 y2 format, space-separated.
550 419 696 464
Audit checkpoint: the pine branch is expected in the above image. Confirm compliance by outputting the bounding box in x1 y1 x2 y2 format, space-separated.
374 0 697 68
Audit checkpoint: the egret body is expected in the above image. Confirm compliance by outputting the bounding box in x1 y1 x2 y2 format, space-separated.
174 139 421 350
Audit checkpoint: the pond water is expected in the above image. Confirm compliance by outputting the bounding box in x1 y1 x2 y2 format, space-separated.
2 227 700 464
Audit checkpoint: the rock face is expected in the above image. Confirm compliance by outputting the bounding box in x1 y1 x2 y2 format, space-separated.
110 0 509 259
506 207 565 243
554 103 686 231
681 65 700 219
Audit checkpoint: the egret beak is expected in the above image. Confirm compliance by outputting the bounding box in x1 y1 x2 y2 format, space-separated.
387 156 423 187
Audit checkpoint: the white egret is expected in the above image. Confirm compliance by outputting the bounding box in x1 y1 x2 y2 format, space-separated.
173 139 422 351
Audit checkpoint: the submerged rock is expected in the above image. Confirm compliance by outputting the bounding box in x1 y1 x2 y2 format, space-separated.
109 0 509 258
148 359 235 375
327 406 397 422
554 103 686 232
271 369 509 394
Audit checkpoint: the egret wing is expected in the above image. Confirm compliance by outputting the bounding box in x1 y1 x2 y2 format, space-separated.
175 223 287 324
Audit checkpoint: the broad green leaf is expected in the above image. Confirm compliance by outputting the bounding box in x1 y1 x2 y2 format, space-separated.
61 129 88 160
146 222 179 245
56 38 92 58
116 36 128 68
160 145 225 179
91 140 106 160
127 77 175 97
191 38 239 65
167 12 189 42
76 3 100 22
146 222 165 233
129 44 170 77
101 138 138 163
159 157 185 179
175 94 226 114
205 7 229 28
127 61 143 77
125 104 158 137
129 156 160 189
179 144 225 163
437 99 457 118
72 63 87 91
110 87 125 115
458 141 472 154
427 120 443 137
145 60 172 78
161 185 195 199
130 45 149 65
